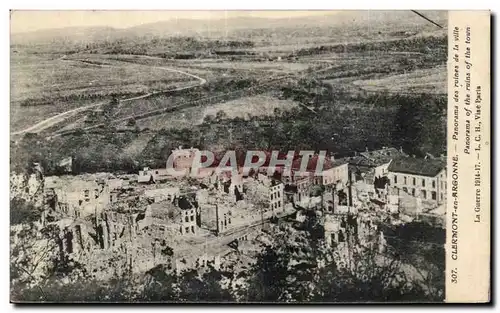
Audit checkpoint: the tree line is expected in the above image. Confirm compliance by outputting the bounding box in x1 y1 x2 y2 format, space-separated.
10 87 446 177
292 36 447 58
11 214 442 303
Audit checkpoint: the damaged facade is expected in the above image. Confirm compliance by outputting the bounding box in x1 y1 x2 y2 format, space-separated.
388 157 447 206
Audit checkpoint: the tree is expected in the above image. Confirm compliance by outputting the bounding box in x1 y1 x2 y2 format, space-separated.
203 114 215 124
127 118 137 127
140 265 178 302
392 94 446 157
10 198 41 225
12 277 134 303
139 265 235 303
215 110 228 122
273 108 282 117
241 218 432 303
10 223 65 301
313 243 426 302
102 97 120 119
242 225 327 302
310 185 325 197
177 267 234 302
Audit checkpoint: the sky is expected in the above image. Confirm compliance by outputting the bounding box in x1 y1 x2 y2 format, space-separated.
10 10 342 34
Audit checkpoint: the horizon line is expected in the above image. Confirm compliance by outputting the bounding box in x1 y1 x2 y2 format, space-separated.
10 10 347 34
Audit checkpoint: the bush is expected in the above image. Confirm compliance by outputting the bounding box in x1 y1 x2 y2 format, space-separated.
10 198 41 225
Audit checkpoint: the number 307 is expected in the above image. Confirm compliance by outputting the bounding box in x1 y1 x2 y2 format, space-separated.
451 269 458 284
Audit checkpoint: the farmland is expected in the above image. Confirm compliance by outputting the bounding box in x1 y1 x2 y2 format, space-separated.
10 13 448 175
352 65 447 94
10 53 199 132
10 12 451 305
11 54 196 103
129 94 301 131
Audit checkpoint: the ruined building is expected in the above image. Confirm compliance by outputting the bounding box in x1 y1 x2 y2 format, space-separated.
388 157 447 206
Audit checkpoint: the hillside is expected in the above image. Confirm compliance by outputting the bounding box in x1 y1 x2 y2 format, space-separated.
11 10 447 46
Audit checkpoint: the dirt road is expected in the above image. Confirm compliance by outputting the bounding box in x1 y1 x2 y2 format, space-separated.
11 57 207 136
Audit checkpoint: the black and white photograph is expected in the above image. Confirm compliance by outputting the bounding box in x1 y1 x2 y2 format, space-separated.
9 10 451 303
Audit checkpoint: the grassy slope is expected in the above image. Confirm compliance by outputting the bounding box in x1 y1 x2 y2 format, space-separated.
10 53 196 132
10 29 448 173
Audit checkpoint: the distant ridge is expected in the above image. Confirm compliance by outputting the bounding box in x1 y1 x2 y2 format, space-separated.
11 11 448 45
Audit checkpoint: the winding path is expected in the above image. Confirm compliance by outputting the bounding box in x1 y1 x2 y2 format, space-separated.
11 56 207 136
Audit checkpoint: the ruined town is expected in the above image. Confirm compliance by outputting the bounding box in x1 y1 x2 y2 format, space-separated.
11 145 446 302
10 11 447 302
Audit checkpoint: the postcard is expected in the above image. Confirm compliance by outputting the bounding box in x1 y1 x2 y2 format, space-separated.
9 10 490 303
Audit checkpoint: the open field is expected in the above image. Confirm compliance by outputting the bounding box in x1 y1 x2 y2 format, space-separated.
11 53 194 103
13 38 446 135
173 59 311 73
128 94 301 131
67 54 220 79
11 21 447 146
10 12 449 304
11 97 98 134
10 53 204 132
352 65 447 94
